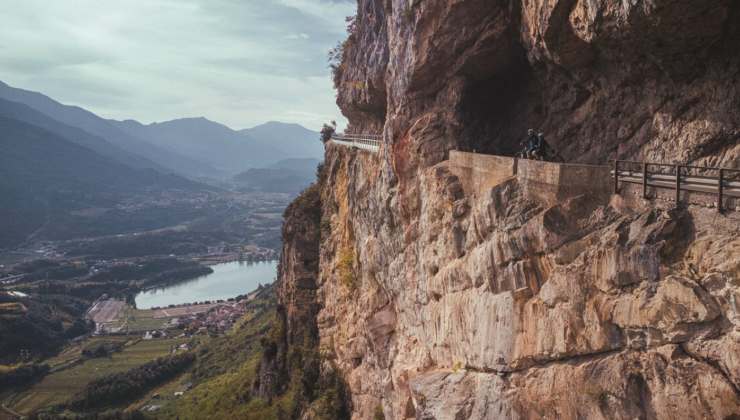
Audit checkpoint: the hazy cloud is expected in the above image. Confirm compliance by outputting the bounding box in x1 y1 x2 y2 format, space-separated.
0 0 355 130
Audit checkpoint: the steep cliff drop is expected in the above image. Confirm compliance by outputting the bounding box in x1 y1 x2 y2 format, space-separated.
275 1 740 419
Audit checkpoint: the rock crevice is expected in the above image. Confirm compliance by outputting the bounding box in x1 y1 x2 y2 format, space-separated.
274 1 740 418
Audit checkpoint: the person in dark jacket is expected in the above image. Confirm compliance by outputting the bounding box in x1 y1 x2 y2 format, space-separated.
521 128 538 159
531 132 545 159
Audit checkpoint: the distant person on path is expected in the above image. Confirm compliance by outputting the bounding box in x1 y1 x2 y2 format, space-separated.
531 132 545 159
530 132 564 162
521 128 538 159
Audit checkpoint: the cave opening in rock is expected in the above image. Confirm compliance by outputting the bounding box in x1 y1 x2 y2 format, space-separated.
456 50 542 157
345 105 387 135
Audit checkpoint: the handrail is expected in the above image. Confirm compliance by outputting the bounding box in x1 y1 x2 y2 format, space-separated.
613 160 740 172
330 133 382 153
612 159 739 212
333 133 382 138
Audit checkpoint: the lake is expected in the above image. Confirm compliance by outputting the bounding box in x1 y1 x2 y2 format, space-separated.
134 260 277 309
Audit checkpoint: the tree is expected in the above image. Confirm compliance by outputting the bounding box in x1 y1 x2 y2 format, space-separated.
320 121 337 144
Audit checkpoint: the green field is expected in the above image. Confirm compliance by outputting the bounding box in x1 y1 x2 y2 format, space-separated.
96 304 176 334
6 337 188 415
153 301 283 419
2 287 277 417
112 306 173 332
40 335 133 373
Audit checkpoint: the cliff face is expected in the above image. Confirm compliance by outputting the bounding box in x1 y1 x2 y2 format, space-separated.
276 1 740 419
254 183 322 400
339 0 739 167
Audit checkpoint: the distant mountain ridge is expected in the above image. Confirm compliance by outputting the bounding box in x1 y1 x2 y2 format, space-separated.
232 158 320 194
0 81 215 178
240 121 324 161
0 80 324 179
109 117 282 175
110 118 323 176
0 98 162 172
0 115 205 248
0 80 325 247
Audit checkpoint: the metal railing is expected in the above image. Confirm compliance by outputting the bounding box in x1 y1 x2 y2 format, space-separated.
330 133 382 153
612 160 740 212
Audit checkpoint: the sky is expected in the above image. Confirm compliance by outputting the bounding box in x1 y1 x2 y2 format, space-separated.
0 0 354 130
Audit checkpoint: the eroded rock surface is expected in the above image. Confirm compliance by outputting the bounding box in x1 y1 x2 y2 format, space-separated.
312 146 740 418
274 0 740 418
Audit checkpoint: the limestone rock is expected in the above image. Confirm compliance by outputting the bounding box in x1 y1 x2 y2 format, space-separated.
272 0 740 418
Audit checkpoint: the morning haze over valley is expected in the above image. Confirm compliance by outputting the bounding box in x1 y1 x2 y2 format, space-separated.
0 1 352 417
1 0 739 419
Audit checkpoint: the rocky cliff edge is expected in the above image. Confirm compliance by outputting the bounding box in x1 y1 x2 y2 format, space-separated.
277 1 740 418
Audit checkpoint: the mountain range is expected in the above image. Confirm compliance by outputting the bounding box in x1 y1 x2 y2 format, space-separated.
232 158 321 194
0 115 204 248
0 97 163 172
0 80 324 248
0 80 323 179
110 118 323 176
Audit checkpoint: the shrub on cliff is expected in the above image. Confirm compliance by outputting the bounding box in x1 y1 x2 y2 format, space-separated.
248 168 349 418
282 183 322 229
337 247 357 291
329 15 358 88
374 404 386 420
320 121 336 143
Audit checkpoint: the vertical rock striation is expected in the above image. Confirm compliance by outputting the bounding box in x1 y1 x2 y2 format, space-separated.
274 0 740 418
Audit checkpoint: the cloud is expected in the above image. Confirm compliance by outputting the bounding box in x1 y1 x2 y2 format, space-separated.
285 33 311 40
0 0 356 130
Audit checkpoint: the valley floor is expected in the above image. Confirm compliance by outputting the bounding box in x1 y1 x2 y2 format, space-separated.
0 285 276 418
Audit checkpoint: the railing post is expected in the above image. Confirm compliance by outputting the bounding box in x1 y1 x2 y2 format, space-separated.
642 162 648 199
675 164 681 205
613 160 619 194
718 168 724 213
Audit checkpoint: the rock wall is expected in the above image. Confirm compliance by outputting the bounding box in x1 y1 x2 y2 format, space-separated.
254 183 322 401
448 151 517 197
314 144 740 418
275 1 740 419
338 0 740 168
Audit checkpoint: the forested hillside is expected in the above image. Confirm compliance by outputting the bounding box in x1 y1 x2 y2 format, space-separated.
0 116 203 248
0 81 214 178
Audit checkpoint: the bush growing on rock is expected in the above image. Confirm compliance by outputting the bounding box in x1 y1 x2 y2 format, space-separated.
337 247 356 291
